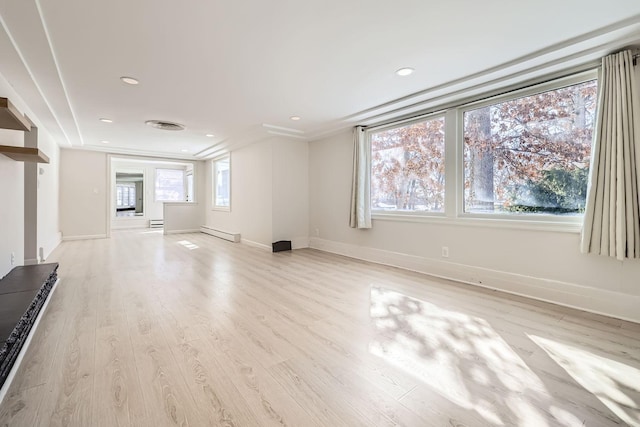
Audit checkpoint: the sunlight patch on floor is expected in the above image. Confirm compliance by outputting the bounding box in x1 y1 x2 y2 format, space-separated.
138 229 163 234
177 240 199 250
368 287 551 426
530 335 640 426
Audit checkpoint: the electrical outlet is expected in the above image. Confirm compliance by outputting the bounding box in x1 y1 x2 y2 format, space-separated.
10 252 15 266
441 246 449 258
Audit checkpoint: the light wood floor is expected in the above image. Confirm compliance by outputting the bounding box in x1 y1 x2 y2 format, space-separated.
0 230 638 426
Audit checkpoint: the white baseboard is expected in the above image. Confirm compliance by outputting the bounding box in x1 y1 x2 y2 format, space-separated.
164 229 200 235
241 239 271 251
0 278 60 403
62 234 107 241
309 237 640 324
291 236 310 250
111 225 147 230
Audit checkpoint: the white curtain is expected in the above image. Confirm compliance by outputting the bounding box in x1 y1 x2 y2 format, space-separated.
581 50 640 260
349 126 372 229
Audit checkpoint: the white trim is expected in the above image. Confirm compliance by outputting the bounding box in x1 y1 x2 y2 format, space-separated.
460 69 598 111
212 155 231 211
368 70 596 232
0 278 60 403
62 234 107 241
200 226 240 243
456 73 597 224
372 213 447 224
164 229 200 235
111 224 148 230
372 214 582 233
309 238 640 324
240 239 271 251
34 0 84 146
0 12 74 146
291 236 310 250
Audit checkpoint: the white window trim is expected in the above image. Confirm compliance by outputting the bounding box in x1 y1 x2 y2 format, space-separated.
212 154 231 212
456 69 598 229
367 69 598 233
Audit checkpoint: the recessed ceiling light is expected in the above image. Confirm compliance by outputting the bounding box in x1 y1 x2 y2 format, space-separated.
99 118 113 123
101 140 109 144
290 116 301 121
120 76 139 85
205 133 215 137
395 67 414 76
181 149 188 152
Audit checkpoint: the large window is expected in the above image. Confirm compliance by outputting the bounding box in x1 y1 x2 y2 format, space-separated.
463 79 597 215
367 72 599 225
155 168 186 201
213 156 230 209
371 116 445 213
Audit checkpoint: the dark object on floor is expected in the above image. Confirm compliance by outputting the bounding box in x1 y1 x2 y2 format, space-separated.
272 240 292 252
0 263 58 389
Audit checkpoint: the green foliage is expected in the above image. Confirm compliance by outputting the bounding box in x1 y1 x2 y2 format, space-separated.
506 168 589 214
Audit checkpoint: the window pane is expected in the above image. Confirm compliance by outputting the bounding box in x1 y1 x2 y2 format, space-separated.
371 117 445 212
116 183 136 208
155 169 185 201
463 80 597 215
128 186 136 206
214 157 230 207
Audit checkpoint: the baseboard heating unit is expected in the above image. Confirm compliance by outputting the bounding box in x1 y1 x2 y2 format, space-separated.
200 226 240 243
149 219 164 228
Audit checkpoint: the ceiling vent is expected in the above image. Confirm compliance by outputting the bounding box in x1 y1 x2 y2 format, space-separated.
145 120 185 131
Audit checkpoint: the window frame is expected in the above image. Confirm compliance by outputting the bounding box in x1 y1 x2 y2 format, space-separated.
456 70 598 227
368 111 447 220
154 167 187 202
364 69 599 232
212 154 231 211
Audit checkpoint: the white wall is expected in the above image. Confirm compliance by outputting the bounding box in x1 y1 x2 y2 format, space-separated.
204 138 310 250
111 158 200 230
163 202 203 234
205 140 273 248
309 130 640 322
0 131 24 276
0 72 60 276
272 139 309 249
37 130 61 260
59 149 108 239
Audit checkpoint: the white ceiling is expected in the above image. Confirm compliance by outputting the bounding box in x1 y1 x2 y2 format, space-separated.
0 1 639 160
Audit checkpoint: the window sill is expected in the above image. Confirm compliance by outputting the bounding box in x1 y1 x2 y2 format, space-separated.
211 206 230 212
372 212 583 233
372 212 447 224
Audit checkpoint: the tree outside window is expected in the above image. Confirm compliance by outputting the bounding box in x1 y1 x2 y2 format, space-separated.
463 79 597 215
371 117 445 213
